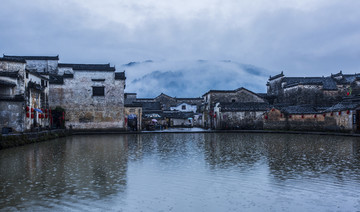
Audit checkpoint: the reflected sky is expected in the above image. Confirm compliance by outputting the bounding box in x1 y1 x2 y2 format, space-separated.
1 133 360 211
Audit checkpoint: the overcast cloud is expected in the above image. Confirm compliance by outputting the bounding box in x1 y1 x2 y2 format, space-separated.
1 0 360 97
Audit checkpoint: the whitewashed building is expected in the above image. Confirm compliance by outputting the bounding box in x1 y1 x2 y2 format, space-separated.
0 57 50 132
50 63 126 130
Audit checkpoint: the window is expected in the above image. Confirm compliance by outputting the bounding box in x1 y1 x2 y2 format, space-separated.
92 86 105 96
26 72 29 79
41 80 44 87
232 99 236 102
182 105 186 110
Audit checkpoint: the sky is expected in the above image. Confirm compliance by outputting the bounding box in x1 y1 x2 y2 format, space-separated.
1 0 360 97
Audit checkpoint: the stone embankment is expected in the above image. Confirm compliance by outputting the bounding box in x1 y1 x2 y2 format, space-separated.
0 129 71 150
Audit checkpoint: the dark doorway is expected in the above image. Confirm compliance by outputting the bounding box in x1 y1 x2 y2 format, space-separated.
127 114 138 131
356 110 360 132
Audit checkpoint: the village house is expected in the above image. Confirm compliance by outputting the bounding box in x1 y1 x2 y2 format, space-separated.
263 96 360 133
3 55 59 75
0 57 50 132
201 87 267 129
213 102 269 130
3 55 127 131
124 93 142 131
267 71 360 106
125 93 203 129
162 111 195 127
50 63 126 130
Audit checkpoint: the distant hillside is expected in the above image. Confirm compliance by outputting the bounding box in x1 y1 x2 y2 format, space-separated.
122 60 271 98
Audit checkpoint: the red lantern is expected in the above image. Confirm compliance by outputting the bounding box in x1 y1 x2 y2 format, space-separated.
323 113 326 117
31 114 34 119
338 111 341 115
45 114 48 118
39 114 41 119
314 114 317 118
347 92 350 96
302 115 304 119
347 110 350 114
31 108 34 112
280 114 283 118
289 115 292 118
331 112 333 116
26 113 30 118
26 106 29 111
272 108 275 112
264 115 268 120
45 109 48 113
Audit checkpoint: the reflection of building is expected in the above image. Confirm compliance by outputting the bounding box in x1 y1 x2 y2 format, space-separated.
0 56 50 132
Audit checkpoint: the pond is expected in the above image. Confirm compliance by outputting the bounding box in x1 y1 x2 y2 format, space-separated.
1 133 360 211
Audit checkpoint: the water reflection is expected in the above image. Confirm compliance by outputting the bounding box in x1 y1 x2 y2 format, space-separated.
1 133 360 211
0 135 128 211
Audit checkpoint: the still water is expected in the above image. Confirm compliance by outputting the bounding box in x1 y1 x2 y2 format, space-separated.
1 133 360 211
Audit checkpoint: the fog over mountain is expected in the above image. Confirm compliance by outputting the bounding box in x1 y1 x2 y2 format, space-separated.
123 60 270 98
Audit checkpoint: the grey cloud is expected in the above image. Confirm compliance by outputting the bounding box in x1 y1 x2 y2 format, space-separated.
1 0 360 96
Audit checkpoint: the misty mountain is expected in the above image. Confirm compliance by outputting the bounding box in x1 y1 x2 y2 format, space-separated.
123 60 272 98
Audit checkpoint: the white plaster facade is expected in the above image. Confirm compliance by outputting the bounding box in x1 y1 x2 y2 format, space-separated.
0 58 50 132
170 102 197 113
50 64 126 130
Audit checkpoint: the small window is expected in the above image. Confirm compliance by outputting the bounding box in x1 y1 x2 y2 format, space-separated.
93 86 105 96
26 72 29 79
41 79 44 87
232 99 236 103
182 105 186 110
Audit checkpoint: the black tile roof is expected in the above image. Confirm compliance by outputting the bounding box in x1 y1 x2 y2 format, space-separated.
202 87 263 98
28 81 45 91
134 101 162 111
63 73 74 78
0 71 19 78
115 72 126 80
49 75 64 85
269 71 284 80
124 102 143 107
175 97 203 100
26 69 49 80
3 55 59 60
0 94 24 102
218 102 269 112
283 77 338 90
0 79 16 87
324 102 359 112
58 63 115 71
278 105 318 114
0 57 26 63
